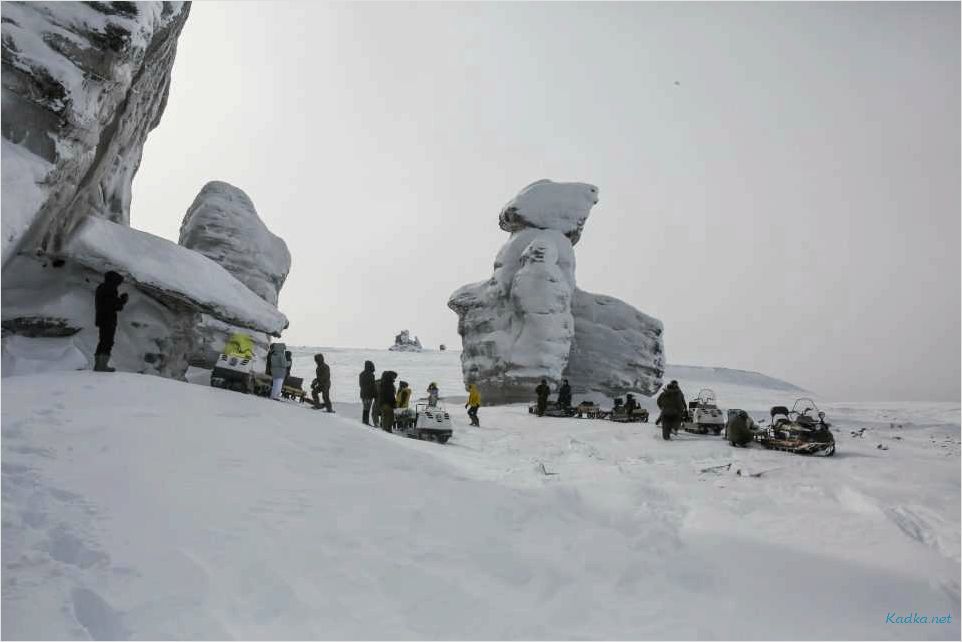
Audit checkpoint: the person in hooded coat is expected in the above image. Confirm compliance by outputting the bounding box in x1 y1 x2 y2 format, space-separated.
94 271 128 372
535 379 551 416
656 380 687 440
726 410 755 447
557 379 572 408
267 343 290 400
311 353 333 412
379 371 398 432
358 360 377 425
465 384 481 426
396 381 412 409
426 382 440 407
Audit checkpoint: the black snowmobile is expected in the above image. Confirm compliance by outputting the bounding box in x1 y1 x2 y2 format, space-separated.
527 401 577 418
756 398 835 456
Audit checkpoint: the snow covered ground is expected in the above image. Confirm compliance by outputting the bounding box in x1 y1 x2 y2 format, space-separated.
2 353 959 639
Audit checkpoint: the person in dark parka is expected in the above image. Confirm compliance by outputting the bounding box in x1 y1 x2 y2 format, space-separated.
94 271 128 372
311 353 333 412
379 371 398 432
656 380 687 440
358 360 377 425
727 410 755 447
557 379 572 408
625 393 639 419
535 379 551 416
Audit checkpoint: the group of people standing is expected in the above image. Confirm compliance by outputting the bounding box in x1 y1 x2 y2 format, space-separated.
358 361 481 429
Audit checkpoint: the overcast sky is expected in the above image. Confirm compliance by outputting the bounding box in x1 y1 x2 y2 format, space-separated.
132 1 960 401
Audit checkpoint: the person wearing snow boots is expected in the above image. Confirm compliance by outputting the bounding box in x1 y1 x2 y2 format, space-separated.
267 343 290 400
93 271 128 372
426 382 440 407
557 379 572 408
535 379 551 416
379 371 398 432
656 380 687 440
396 381 412 409
466 384 481 426
727 410 755 447
625 393 639 419
359 360 377 425
311 353 333 412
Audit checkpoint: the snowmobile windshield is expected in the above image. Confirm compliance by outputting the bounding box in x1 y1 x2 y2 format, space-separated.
791 398 819 418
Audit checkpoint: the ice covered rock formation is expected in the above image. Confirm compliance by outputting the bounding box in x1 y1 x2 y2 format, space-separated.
179 181 291 366
0 3 289 379
448 180 664 403
390 330 423 352
1 2 191 265
180 182 291 306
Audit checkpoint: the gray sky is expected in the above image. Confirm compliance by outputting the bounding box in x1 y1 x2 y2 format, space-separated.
132 1 960 401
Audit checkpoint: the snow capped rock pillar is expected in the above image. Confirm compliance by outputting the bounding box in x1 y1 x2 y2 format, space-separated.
448 179 665 404
178 181 291 367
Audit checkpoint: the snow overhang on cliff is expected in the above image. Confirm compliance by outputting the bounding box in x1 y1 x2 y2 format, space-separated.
65 217 288 336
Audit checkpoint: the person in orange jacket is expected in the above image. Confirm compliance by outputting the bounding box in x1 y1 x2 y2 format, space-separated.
465 384 481 427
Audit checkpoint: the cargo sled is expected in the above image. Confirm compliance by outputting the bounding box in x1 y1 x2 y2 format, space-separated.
399 400 453 444
757 398 835 456
210 333 256 393
683 388 725 434
574 401 609 419
528 401 577 418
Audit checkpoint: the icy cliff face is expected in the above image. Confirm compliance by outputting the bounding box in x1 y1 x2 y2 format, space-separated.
178 182 291 367
179 182 290 306
449 180 664 403
1 1 191 264
1 3 290 380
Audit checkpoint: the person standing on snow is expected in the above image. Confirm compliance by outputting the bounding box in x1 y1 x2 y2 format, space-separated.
379 371 398 432
465 383 481 426
726 410 755 447
358 360 377 425
557 379 572 408
93 271 128 372
535 379 551 416
267 343 290 400
311 353 334 412
656 380 687 440
396 381 412 409
426 382 440 407
624 393 639 419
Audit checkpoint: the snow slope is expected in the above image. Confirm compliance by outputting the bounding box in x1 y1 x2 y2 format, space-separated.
3 368 959 639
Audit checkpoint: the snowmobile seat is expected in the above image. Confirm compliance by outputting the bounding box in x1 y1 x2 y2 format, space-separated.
770 406 790 418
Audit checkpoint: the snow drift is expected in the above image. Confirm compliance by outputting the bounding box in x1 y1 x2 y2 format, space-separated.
449 180 664 403
3 370 958 639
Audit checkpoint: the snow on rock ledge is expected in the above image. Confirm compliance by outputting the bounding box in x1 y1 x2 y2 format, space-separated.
66 217 288 336
449 180 664 403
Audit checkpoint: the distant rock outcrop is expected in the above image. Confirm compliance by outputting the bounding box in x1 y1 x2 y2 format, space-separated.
448 180 664 403
390 330 423 352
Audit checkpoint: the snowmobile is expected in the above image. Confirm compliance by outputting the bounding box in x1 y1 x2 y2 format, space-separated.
210 332 256 393
527 401 577 418
398 399 453 444
683 388 725 434
756 398 836 456
608 396 649 423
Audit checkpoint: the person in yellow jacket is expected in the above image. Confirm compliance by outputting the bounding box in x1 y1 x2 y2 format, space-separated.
396 381 412 409
465 384 481 427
